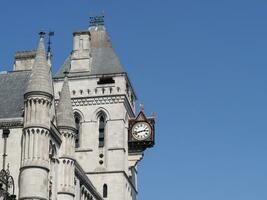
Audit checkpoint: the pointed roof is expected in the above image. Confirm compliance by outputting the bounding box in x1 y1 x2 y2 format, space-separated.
54 56 71 78
25 32 53 96
90 26 125 75
54 26 125 78
90 27 124 75
56 75 76 129
136 110 148 121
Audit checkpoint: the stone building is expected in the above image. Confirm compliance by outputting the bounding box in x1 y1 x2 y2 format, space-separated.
0 19 155 200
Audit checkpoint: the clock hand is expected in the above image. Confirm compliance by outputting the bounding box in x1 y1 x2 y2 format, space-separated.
134 130 143 134
134 129 148 134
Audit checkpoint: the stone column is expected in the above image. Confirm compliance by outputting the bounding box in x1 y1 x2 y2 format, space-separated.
19 97 52 200
57 129 75 200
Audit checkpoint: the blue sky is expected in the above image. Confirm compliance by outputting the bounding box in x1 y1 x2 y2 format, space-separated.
1 0 267 199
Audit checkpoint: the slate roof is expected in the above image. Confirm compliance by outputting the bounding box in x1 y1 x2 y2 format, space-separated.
54 56 71 78
54 26 125 78
0 71 31 119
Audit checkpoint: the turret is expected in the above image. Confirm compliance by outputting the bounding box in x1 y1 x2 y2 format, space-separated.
56 74 76 200
19 32 53 200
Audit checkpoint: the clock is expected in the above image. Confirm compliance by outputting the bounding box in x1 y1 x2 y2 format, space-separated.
131 122 151 141
128 110 155 152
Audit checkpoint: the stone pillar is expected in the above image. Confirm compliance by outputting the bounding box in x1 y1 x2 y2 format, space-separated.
57 128 76 200
19 97 52 200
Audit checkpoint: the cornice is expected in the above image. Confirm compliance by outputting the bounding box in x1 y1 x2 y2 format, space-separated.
108 147 126 153
75 148 93 153
0 118 23 128
55 94 135 117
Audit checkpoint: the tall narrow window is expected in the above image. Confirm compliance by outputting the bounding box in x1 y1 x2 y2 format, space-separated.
103 184 108 198
79 38 84 49
74 112 82 148
98 114 106 148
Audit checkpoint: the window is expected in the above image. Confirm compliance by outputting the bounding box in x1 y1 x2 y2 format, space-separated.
98 114 106 148
97 76 115 85
74 112 82 148
126 83 129 95
103 184 108 198
79 38 84 49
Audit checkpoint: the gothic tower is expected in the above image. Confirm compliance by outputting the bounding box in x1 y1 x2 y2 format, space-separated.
19 32 53 200
54 21 137 200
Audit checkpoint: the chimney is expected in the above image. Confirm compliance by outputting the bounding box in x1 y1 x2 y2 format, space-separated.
13 50 36 71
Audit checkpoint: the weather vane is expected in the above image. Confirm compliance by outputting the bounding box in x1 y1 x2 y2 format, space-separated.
47 31 55 59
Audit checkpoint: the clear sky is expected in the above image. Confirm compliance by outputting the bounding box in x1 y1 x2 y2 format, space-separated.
1 0 267 199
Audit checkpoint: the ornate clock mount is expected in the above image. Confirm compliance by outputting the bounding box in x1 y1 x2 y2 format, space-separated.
128 109 155 153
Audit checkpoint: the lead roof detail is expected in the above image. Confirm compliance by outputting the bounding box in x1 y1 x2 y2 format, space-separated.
25 33 53 96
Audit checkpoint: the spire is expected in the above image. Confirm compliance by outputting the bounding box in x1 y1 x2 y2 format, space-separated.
56 73 76 129
25 32 53 97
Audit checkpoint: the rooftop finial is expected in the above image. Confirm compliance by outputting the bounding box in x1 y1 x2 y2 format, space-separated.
152 112 157 120
89 15 105 27
39 31 46 38
140 102 145 112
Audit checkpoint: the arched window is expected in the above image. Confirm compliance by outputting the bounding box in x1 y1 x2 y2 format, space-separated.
98 114 106 148
74 112 82 148
103 184 108 198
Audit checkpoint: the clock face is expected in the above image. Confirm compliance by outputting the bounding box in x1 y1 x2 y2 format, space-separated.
131 122 151 141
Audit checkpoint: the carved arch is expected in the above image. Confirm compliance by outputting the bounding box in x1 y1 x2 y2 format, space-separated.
92 107 110 121
73 109 83 148
73 109 84 122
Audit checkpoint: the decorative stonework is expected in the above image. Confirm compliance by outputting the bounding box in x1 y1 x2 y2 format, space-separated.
56 95 125 107
21 127 50 169
15 50 36 59
58 158 75 195
0 119 23 128
74 95 124 106
55 94 135 117
61 129 76 138
81 185 94 200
